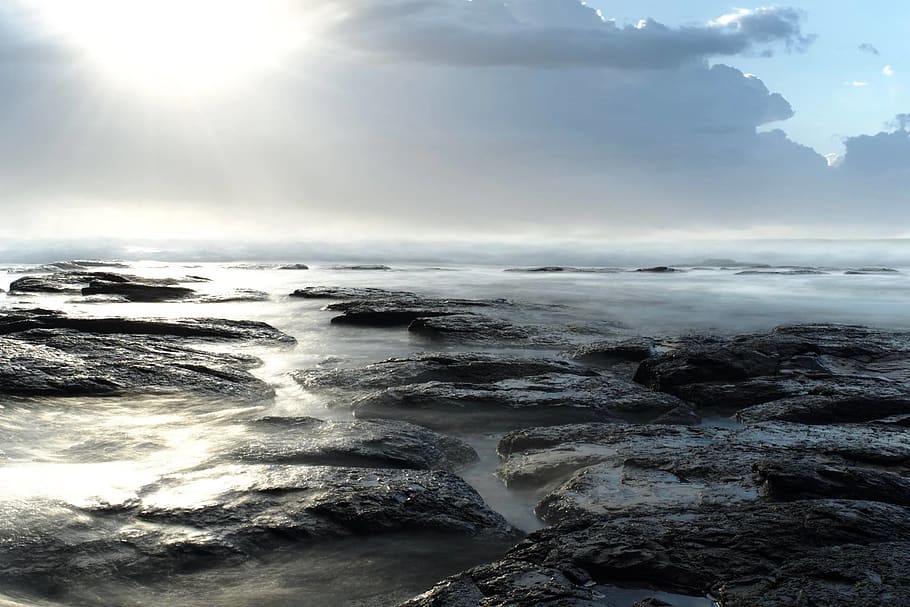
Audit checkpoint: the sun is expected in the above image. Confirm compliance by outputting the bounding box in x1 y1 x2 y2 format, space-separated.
32 0 306 98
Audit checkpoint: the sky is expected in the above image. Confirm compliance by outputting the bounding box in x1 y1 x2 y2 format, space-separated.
0 0 907 245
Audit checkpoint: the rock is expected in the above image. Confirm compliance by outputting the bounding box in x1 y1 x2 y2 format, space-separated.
277 263 309 270
0 465 518 593
332 309 456 327
570 338 655 365
296 352 693 431
845 267 899 275
403 500 910 606
290 286 417 300
633 324 910 424
495 421 910 520
295 353 591 390
197 289 270 303
736 268 827 275
754 460 910 505
634 266 681 273
0 309 294 399
408 314 564 347
82 280 195 302
503 267 622 273
332 264 391 270
353 374 694 431
9 272 135 294
0 308 296 343
230 417 478 471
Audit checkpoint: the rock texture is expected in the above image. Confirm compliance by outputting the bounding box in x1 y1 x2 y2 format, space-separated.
0 309 293 399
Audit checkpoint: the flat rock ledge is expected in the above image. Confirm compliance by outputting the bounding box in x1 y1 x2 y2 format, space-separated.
295 353 697 431
0 309 294 399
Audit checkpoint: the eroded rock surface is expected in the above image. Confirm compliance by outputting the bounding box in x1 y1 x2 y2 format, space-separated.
230 417 478 470
633 324 910 424
0 465 517 595
403 500 910 607
296 353 694 431
0 309 293 399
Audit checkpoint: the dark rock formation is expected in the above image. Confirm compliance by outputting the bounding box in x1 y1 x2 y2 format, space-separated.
230 417 478 471
634 266 681 273
736 268 827 275
82 280 195 302
332 264 392 270
570 338 655 366
277 263 309 270
1 465 518 594
290 286 417 300
0 309 294 399
296 353 692 431
403 500 910 606
408 314 563 347
198 289 270 303
633 324 910 424
503 267 622 273
495 422 910 518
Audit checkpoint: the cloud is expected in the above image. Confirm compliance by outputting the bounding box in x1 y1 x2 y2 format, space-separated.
845 80 869 87
858 43 880 55
839 116 910 175
0 0 905 240
327 1 814 69
883 64 895 76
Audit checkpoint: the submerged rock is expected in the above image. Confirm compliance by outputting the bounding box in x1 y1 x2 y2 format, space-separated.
503 267 622 273
332 264 392 271
403 500 910 606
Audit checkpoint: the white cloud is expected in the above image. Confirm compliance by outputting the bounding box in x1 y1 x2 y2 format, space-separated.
845 80 869 87
883 64 895 76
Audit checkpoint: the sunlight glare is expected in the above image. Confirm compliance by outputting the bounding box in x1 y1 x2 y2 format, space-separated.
32 0 305 98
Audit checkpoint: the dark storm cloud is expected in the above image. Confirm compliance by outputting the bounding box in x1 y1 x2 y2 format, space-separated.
328 1 814 69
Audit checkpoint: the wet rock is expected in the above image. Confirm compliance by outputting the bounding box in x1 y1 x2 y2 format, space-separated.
0 465 517 593
503 267 622 273
0 330 274 400
0 309 293 399
844 267 899 275
353 374 693 431
82 280 195 302
736 268 827 275
634 266 681 273
497 422 910 518
408 314 564 347
404 500 910 606
295 353 591 391
0 308 296 343
332 309 456 327
197 289 270 303
231 417 478 471
277 263 309 270
633 324 910 424
754 460 910 505
570 338 655 366
290 286 417 300
332 264 392 270
9 272 135 294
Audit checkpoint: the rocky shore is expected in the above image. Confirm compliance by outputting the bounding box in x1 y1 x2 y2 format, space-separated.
1 268 908 606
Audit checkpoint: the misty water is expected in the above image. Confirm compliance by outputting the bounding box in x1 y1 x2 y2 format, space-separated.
1 260 908 606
